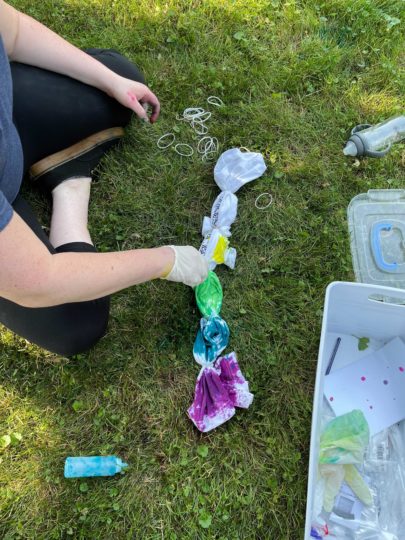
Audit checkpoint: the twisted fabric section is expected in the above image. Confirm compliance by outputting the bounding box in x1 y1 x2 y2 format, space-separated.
194 270 223 317
193 315 230 366
199 229 236 271
201 191 238 238
199 191 238 270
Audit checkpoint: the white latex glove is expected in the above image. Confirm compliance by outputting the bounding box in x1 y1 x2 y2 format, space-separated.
162 246 209 287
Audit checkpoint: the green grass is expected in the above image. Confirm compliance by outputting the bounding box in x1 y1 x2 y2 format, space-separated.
1 0 404 538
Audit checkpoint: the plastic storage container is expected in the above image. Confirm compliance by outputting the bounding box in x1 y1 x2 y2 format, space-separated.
305 281 405 539
348 189 405 290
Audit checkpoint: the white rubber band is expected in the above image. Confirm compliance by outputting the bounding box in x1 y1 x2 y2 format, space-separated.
159 101 220 157
255 192 273 209
196 111 212 122
157 132 175 149
239 146 250 153
197 136 218 154
202 151 218 162
191 120 209 135
181 109 211 132
207 96 224 107
183 107 205 120
174 143 194 157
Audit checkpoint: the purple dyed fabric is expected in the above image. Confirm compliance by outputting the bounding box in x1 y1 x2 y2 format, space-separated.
188 351 254 432
188 365 235 432
216 352 254 409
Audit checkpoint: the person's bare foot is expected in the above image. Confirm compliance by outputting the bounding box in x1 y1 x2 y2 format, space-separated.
49 177 93 249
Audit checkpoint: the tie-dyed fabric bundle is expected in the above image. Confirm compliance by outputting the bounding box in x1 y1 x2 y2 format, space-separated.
187 149 266 431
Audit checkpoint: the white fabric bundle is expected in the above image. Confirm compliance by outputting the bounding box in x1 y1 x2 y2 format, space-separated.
199 148 266 270
214 148 267 194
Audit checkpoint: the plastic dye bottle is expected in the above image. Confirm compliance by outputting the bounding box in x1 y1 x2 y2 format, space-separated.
343 115 405 157
64 456 128 478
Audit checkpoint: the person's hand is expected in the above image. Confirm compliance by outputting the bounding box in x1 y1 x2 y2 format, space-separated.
161 246 209 288
108 74 160 123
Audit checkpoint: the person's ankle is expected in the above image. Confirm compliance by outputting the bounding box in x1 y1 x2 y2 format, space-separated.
52 176 92 197
49 176 93 248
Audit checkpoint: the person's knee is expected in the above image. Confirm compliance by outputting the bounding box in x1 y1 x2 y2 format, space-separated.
51 297 110 357
84 48 146 85
104 49 146 85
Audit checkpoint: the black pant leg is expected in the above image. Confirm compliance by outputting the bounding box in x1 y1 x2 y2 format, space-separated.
3 48 144 354
11 49 146 172
0 196 110 357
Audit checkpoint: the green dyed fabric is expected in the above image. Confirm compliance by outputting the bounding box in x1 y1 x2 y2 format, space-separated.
319 409 370 465
195 271 223 317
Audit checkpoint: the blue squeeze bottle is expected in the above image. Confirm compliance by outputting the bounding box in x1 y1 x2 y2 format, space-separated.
64 456 128 478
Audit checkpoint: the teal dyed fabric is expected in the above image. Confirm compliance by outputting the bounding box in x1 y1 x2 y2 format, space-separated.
193 315 229 366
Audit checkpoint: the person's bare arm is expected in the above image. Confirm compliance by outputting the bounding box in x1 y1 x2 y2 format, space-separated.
0 0 160 122
0 212 176 308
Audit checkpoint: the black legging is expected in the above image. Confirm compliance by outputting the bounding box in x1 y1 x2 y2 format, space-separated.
0 49 145 356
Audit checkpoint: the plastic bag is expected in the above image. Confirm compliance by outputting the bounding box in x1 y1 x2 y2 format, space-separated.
319 410 372 514
313 421 405 538
214 148 267 193
312 413 405 537
201 191 238 238
195 271 223 317
361 422 405 537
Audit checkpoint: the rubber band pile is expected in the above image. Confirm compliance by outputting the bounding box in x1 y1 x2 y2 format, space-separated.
188 147 267 432
157 96 223 161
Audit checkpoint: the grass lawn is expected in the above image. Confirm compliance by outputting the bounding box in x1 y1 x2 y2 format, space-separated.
1 0 404 538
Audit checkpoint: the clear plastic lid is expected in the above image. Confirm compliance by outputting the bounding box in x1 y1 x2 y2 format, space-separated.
348 189 405 288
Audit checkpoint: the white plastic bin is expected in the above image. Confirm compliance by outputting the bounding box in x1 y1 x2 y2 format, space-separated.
304 281 405 539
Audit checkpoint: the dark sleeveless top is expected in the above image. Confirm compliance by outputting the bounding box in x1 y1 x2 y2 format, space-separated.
0 36 23 231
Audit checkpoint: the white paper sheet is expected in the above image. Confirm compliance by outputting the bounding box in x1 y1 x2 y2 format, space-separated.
324 337 405 435
324 332 383 373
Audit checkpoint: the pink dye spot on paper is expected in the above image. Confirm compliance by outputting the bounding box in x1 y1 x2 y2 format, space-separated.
361 376 366 381
329 396 334 402
400 367 404 372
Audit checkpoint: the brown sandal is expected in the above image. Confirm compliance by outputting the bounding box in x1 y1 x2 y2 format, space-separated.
29 127 125 192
